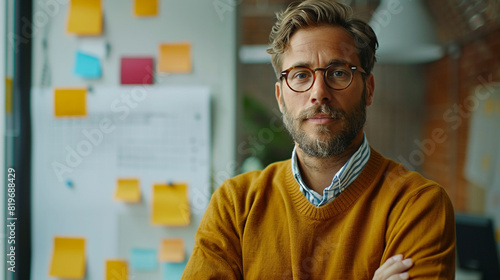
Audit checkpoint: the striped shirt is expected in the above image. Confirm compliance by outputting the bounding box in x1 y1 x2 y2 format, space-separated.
291 134 371 207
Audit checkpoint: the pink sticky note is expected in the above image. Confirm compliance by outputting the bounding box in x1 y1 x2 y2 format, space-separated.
120 57 154 85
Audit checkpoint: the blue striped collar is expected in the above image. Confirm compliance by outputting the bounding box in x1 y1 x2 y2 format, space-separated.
291 134 371 207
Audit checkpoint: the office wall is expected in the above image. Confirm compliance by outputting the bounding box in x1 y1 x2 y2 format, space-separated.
422 28 500 212
30 0 236 279
365 64 425 167
31 0 236 176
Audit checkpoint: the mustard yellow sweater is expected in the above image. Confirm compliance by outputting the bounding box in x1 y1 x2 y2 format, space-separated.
182 148 455 279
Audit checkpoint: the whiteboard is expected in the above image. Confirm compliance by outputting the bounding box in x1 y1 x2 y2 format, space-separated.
31 86 211 279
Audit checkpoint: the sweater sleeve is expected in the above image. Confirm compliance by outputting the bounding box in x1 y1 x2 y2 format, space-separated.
382 185 456 279
181 182 243 280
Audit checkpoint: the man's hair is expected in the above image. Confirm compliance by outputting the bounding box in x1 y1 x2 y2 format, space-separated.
267 0 378 79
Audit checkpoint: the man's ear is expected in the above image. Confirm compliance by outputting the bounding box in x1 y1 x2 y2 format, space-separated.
365 74 375 106
275 82 284 113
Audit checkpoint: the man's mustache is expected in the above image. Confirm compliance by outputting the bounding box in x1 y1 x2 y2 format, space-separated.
295 104 346 121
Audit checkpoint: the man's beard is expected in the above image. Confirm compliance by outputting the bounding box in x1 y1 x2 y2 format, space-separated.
281 89 367 158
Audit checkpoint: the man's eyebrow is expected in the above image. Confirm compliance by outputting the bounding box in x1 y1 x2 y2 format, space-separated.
326 59 351 65
289 62 311 68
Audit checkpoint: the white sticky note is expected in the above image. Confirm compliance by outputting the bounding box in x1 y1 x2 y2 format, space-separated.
78 37 108 59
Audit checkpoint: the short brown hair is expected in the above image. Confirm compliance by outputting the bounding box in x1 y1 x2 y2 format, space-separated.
267 0 378 78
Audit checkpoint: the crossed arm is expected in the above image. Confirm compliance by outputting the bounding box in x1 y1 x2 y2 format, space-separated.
374 254 413 280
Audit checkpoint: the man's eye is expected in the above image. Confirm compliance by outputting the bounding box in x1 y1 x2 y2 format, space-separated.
293 71 311 80
331 70 347 77
327 69 350 80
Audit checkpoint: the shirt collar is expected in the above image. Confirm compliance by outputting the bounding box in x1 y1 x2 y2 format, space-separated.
291 133 371 206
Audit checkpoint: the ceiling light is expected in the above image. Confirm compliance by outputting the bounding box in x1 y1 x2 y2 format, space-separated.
369 0 444 64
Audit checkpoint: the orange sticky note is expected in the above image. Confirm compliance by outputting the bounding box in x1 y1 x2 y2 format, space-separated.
158 238 185 262
134 0 158 16
157 43 192 73
114 178 141 203
151 183 190 226
67 0 102 35
54 88 87 117
105 259 128 280
5 77 12 114
49 236 86 279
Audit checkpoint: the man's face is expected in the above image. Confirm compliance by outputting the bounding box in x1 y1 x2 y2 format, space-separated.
275 25 375 158
280 86 367 158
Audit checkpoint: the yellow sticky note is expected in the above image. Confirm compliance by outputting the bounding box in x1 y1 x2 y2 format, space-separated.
5 77 12 114
105 259 128 280
159 238 185 263
114 178 141 203
134 0 158 16
49 236 86 279
158 43 192 73
67 0 102 35
481 155 491 171
151 183 190 226
54 88 87 117
484 99 494 115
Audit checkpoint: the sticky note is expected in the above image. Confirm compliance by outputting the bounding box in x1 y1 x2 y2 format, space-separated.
67 0 102 35
158 43 192 73
74 51 101 78
130 248 157 271
114 178 141 203
121 57 154 85
106 259 128 280
54 88 87 117
159 238 185 263
79 38 108 59
5 77 12 114
151 183 190 226
163 260 187 280
134 0 158 16
49 236 86 279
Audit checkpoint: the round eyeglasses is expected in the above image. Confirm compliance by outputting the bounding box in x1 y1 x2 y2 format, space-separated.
280 63 367 93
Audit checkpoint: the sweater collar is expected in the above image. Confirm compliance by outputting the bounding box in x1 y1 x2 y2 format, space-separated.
285 147 385 219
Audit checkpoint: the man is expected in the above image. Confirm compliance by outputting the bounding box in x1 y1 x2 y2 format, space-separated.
182 1 455 279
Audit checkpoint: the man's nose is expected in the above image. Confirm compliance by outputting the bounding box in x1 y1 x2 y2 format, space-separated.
309 71 333 105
